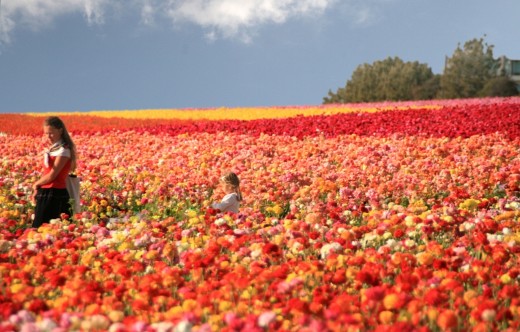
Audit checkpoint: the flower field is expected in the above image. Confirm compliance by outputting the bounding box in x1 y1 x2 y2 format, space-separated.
1 97 520 331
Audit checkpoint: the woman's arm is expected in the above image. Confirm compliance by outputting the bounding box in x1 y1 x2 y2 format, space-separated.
33 156 69 189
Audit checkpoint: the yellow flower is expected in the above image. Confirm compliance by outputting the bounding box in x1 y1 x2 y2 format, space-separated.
164 306 183 320
383 293 399 310
379 310 394 324
10 283 24 294
458 198 480 211
218 301 233 312
182 299 198 311
427 308 438 321
272 204 283 215
108 310 125 323
185 209 197 218
500 273 512 284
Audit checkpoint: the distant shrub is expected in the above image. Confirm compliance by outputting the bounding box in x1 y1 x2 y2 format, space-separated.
479 76 519 97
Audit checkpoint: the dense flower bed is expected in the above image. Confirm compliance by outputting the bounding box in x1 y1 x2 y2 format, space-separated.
1 98 520 331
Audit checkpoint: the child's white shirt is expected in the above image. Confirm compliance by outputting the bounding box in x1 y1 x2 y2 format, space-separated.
212 193 240 213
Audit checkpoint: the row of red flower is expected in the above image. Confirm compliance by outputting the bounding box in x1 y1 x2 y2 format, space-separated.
1 99 520 139
146 102 520 139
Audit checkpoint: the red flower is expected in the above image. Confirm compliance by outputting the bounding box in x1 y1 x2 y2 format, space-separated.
331 269 346 285
474 231 489 246
356 270 379 286
424 289 448 306
262 242 281 256
393 228 405 239
364 286 386 302
28 299 48 313
287 298 309 314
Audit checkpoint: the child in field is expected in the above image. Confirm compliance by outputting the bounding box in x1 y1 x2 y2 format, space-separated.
211 172 243 213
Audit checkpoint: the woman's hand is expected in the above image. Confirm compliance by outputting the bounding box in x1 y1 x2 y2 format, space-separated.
31 185 39 203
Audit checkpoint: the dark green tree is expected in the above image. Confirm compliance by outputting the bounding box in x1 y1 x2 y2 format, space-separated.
438 37 496 99
412 75 441 100
479 76 519 97
323 57 437 104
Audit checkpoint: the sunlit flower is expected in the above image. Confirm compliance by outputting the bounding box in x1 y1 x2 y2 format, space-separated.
2 98 520 331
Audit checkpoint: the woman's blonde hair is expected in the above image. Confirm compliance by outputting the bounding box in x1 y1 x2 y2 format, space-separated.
221 172 243 201
45 116 77 172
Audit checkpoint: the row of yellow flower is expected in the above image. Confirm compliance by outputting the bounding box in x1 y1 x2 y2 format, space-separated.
27 104 440 120
25 98 519 121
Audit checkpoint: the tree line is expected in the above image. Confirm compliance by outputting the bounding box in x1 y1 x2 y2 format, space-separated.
323 37 519 104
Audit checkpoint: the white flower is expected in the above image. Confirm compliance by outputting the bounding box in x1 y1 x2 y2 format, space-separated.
486 233 503 243
404 239 416 248
109 323 127 332
460 264 470 272
174 320 192 332
452 247 466 255
386 239 398 249
290 242 303 254
258 311 277 328
89 315 110 330
151 322 175 332
49 218 61 224
251 249 262 259
214 218 226 226
463 222 475 231
481 309 496 322
320 242 342 259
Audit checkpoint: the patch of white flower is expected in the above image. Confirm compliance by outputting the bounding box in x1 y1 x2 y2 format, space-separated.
320 242 343 259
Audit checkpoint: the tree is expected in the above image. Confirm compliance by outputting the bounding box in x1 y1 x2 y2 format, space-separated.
438 37 496 99
323 57 437 104
412 75 441 100
479 76 519 97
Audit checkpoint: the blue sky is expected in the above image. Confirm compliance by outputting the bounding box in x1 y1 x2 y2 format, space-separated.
0 0 519 113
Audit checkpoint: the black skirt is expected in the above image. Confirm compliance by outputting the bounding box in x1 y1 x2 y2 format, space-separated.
33 188 71 228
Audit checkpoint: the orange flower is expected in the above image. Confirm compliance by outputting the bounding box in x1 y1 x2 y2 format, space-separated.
378 310 394 324
383 294 399 310
437 309 457 330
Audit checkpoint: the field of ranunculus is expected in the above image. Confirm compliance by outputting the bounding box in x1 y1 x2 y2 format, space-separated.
1 97 520 332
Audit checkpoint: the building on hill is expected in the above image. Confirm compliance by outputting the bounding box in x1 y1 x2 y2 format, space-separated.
497 56 520 92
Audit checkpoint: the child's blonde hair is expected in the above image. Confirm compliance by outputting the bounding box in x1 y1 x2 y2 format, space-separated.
221 172 243 201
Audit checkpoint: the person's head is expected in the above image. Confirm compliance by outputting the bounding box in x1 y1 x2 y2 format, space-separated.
44 116 77 170
44 116 66 144
220 172 242 201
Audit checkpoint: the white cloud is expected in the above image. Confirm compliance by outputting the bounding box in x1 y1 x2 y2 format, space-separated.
0 0 387 44
165 0 337 42
338 0 398 27
140 0 156 26
0 0 112 44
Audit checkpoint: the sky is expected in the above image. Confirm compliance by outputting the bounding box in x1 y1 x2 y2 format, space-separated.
0 0 519 113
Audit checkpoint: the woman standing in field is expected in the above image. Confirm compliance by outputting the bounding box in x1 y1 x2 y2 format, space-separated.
31 116 77 228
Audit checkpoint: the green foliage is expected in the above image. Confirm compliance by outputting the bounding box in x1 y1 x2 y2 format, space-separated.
411 74 441 100
479 76 519 97
437 37 496 99
323 57 437 103
324 36 518 103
